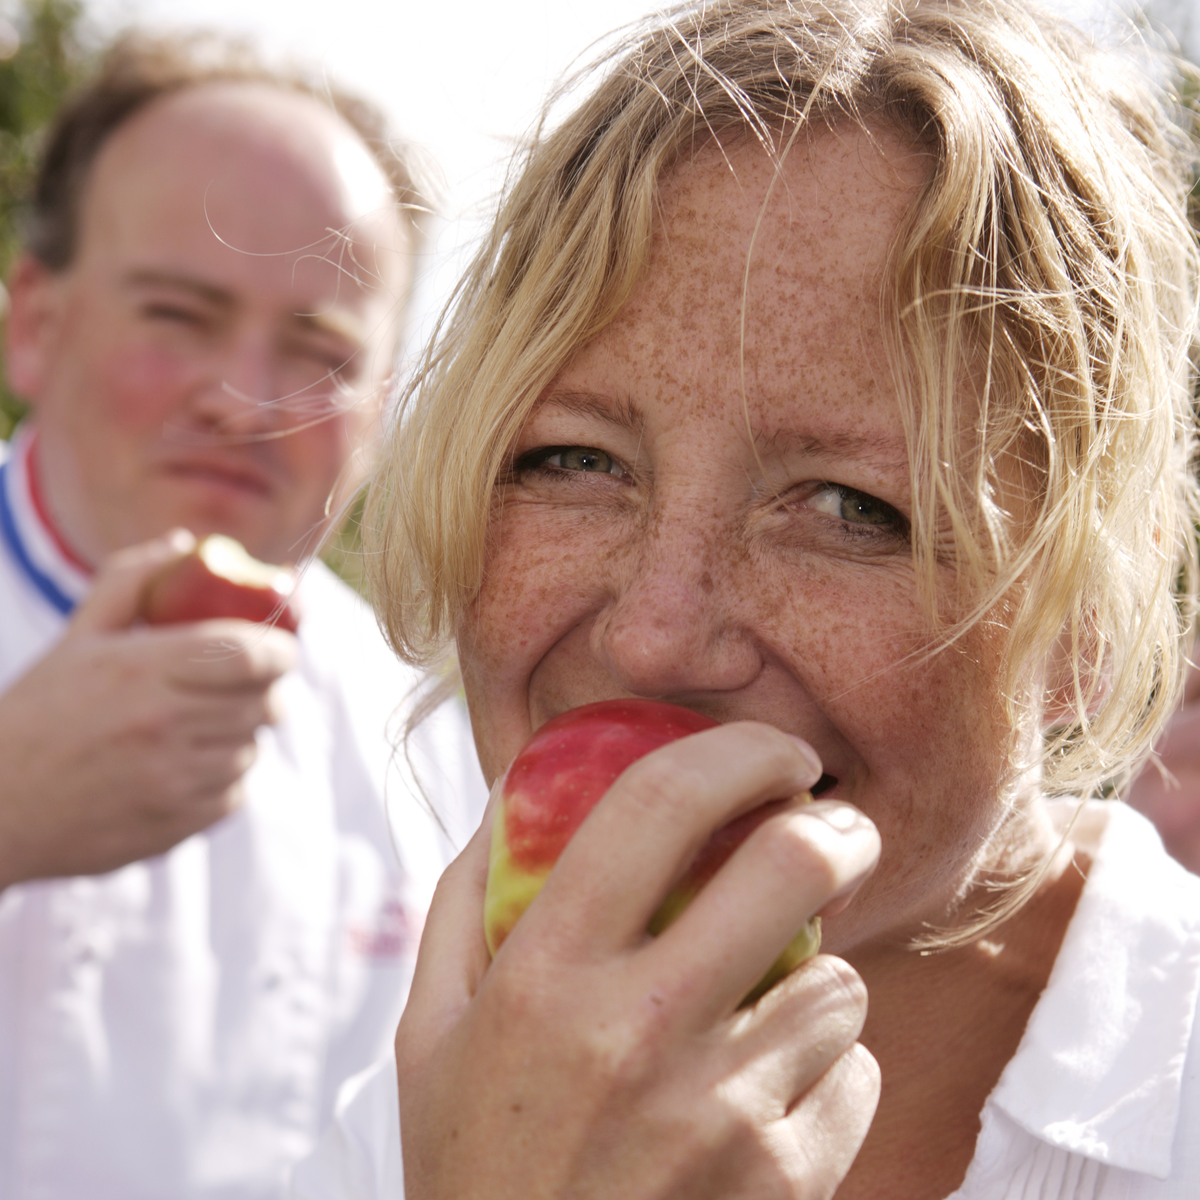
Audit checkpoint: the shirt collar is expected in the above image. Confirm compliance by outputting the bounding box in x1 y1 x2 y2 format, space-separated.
989 798 1200 1179
0 427 92 615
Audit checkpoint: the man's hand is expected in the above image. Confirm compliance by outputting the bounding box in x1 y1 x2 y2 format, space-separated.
0 532 297 889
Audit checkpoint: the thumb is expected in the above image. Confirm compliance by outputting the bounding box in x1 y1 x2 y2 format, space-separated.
400 779 501 1051
68 528 197 635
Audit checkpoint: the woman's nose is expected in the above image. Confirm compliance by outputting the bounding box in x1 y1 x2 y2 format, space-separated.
590 528 762 698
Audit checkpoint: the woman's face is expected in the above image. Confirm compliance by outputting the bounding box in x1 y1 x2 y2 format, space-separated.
458 126 1022 952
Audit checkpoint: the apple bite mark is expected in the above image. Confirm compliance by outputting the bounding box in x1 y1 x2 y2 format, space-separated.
482 699 822 1004
140 534 300 632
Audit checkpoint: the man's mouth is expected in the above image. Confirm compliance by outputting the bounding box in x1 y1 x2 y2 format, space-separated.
160 459 273 497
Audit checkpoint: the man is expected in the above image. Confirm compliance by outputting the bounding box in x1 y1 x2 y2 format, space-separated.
0 34 484 1200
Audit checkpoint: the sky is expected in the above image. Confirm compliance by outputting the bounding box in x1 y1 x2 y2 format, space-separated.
76 0 1200 349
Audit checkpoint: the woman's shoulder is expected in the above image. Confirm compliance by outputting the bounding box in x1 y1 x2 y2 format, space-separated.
951 798 1200 1199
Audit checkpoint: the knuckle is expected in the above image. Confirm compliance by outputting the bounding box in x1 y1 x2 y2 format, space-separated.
394 1009 426 1079
840 1040 882 1099
214 781 246 818
621 754 710 825
232 742 259 775
592 1013 660 1089
807 954 869 1018
188 625 283 682
730 720 810 777
478 948 548 1023
760 817 842 895
143 759 190 809
125 701 175 745
777 954 869 1047
206 634 258 675
673 1083 792 1197
261 687 285 725
252 629 298 674
483 959 658 1092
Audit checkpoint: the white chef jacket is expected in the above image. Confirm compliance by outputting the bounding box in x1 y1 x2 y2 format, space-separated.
0 430 488 1200
290 799 1200 1200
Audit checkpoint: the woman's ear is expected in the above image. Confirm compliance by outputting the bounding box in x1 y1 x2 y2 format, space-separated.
1041 622 1110 729
5 254 62 405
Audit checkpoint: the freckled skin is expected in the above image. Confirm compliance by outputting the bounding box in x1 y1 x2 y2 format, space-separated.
458 125 1023 958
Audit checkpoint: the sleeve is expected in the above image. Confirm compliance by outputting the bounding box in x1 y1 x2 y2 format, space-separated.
288 1056 406 1200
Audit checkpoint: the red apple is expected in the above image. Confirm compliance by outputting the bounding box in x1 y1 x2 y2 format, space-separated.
141 535 300 633
483 698 821 1005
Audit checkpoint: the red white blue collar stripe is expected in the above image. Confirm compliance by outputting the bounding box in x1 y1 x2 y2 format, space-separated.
0 429 90 615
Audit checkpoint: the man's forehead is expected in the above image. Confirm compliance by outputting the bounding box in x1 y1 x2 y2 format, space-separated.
101 80 356 171
74 81 409 293
90 84 385 226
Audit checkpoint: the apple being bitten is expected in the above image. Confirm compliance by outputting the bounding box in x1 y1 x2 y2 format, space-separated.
141 535 300 632
483 698 822 1005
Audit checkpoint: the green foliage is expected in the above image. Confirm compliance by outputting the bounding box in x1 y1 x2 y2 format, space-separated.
320 488 370 596
0 0 94 440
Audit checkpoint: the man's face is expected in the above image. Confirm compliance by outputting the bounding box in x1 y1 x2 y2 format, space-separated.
7 81 409 566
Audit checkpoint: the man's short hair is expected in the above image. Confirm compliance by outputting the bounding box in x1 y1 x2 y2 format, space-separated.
26 30 429 271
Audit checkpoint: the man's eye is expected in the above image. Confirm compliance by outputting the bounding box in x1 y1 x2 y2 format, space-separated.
288 340 357 379
804 484 908 532
517 446 627 478
143 303 205 326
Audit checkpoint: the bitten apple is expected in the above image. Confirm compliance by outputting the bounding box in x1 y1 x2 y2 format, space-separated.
483 698 821 1005
140 535 300 632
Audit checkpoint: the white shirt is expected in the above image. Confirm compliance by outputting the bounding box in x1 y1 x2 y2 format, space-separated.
948 799 1200 1200
291 800 1200 1199
0 431 488 1200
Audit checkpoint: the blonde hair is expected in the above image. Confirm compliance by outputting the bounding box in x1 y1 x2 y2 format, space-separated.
366 0 1200 803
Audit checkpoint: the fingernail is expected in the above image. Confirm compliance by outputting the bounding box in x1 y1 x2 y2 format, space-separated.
785 734 823 778
803 800 872 835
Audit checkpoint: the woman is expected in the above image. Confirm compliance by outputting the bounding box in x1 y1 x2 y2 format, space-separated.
294 1 1200 1197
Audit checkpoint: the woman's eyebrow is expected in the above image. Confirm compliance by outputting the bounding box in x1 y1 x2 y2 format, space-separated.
754 427 910 472
539 389 645 434
540 390 908 471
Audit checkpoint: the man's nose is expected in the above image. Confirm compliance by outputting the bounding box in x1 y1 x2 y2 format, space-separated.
190 333 283 434
590 523 762 699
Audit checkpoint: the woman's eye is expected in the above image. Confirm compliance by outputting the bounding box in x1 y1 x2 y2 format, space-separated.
517 446 628 478
803 484 908 533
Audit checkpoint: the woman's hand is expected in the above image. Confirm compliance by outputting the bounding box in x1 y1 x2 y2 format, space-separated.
396 721 881 1200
